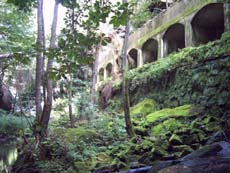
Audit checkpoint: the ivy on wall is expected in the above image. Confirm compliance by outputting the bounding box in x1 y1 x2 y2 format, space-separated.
111 32 230 118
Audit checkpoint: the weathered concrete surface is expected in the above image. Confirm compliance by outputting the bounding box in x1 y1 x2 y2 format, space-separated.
96 0 229 85
128 0 222 49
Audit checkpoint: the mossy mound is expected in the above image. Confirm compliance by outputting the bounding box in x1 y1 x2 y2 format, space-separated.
53 127 99 144
131 98 157 117
146 104 193 124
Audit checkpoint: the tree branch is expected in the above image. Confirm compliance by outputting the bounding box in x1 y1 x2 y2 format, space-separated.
0 52 23 60
0 53 13 59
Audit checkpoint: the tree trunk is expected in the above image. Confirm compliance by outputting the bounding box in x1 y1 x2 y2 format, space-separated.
122 0 135 137
90 44 100 104
40 0 59 136
35 0 45 119
68 75 75 128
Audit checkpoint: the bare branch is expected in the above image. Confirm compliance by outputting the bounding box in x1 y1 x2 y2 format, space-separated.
0 52 23 60
0 53 13 59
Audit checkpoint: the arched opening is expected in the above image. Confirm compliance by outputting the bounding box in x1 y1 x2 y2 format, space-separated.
191 3 224 46
142 39 158 63
99 68 104 81
163 23 185 56
106 63 112 78
115 58 122 74
128 48 138 69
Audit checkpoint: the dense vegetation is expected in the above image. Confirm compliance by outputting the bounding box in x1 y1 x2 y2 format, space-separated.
0 0 230 173
9 31 230 173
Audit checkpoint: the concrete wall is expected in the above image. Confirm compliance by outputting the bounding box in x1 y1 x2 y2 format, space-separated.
97 0 230 84
128 0 229 67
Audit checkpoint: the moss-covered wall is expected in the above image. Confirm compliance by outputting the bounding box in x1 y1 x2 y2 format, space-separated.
110 32 230 118
128 0 219 49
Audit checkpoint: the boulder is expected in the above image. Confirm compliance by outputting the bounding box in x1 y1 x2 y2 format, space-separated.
0 84 13 111
148 141 230 173
206 130 230 144
172 145 194 157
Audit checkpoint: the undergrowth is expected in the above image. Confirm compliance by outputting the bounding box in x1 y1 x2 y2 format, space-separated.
0 110 31 136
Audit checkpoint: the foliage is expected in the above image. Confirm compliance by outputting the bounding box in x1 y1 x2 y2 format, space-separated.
50 0 130 79
50 113 128 171
50 72 100 128
0 1 35 70
112 31 230 113
12 137 74 173
6 0 37 12
0 109 32 136
129 0 168 30
48 103 222 171
130 0 153 29
0 0 35 94
0 1 35 54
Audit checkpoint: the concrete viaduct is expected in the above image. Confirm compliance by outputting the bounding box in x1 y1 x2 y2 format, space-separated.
97 0 230 84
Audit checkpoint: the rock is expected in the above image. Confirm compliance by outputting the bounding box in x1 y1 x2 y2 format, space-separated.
146 105 193 124
130 99 157 117
151 141 230 173
172 145 194 157
151 147 167 158
147 160 174 173
206 130 230 144
147 141 230 173
158 157 230 173
169 134 183 145
181 143 222 160
0 85 13 111
120 166 152 173
138 152 153 165
183 135 199 145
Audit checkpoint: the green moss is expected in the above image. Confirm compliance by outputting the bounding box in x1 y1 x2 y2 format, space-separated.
54 127 98 144
74 161 92 173
112 31 230 97
136 0 213 47
130 98 157 116
146 105 192 124
152 118 183 136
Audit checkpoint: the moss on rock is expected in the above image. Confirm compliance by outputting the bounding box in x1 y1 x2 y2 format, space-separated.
146 105 192 124
131 98 157 117
53 127 99 144
152 118 183 136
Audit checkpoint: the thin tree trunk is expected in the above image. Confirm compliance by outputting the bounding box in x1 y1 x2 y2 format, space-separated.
122 0 135 137
90 44 100 104
35 0 45 118
68 75 75 128
40 0 59 136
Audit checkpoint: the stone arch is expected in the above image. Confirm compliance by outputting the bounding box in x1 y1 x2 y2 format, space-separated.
163 23 185 56
106 63 112 78
191 3 224 46
142 39 158 63
99 68 104 81
128 48 138 69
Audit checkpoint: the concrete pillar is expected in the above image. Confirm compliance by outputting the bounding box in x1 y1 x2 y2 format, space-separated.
184 17 194 47
224 3 230 31
97 72 100 83
138 49 143 67
156 35 162 59
161 38 165 58
103 68 107 80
